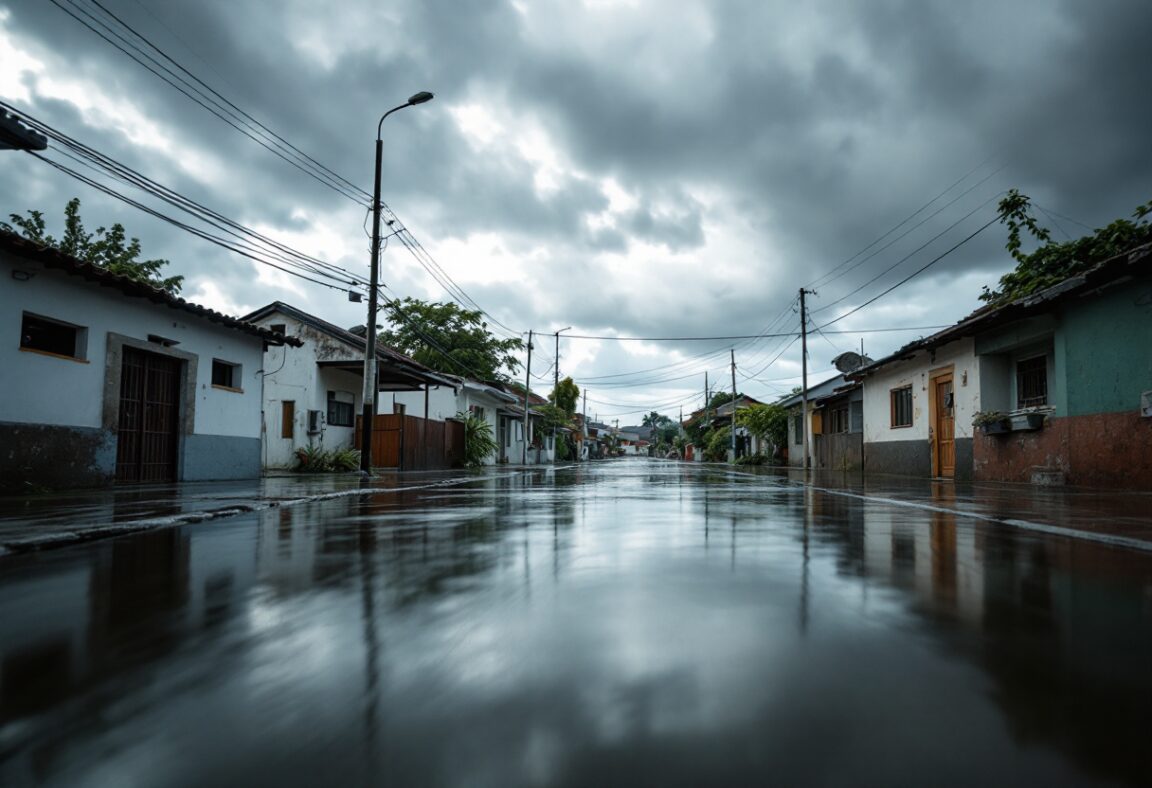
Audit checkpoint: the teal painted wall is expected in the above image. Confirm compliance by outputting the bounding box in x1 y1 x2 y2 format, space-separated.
1062 274 1152 416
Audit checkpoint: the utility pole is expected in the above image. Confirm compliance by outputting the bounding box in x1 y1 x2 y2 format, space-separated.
704 371 710 426
800 288 813 471
552 327 570 462
730 349 738 461
522 330 533 465
582 388 588 461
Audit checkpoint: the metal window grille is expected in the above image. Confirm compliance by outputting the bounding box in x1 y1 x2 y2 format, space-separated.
1017 355 1048 408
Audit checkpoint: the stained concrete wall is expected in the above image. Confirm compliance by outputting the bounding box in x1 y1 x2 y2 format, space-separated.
0 423 116 492
183 435 264 481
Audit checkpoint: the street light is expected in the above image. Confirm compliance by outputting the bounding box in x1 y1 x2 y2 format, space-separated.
360 91 434 473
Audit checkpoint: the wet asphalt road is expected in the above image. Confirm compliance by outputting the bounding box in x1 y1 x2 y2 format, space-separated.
1 459 1150 787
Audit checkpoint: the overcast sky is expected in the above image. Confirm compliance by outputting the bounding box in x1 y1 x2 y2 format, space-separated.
2 0 1149 424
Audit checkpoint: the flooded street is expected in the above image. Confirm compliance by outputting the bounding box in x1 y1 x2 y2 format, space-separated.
2 459 1150 786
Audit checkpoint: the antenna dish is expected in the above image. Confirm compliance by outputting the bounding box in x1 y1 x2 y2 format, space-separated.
832 351 872 373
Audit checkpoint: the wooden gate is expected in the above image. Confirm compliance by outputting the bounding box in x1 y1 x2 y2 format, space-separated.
116 347 181 483
355 414 465 470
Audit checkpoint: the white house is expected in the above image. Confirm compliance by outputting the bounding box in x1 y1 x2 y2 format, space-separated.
852 336 980 480
242 302 454 469
0 231 294 490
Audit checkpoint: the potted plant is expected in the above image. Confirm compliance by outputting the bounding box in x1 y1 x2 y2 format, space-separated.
972 411 1009 435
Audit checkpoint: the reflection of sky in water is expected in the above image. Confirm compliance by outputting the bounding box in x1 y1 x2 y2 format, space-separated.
0 462 1148 786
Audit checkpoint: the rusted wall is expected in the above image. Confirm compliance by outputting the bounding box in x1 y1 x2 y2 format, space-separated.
974 411 1152 488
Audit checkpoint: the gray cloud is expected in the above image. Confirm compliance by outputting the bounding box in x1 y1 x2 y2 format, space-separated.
2 0 1148 418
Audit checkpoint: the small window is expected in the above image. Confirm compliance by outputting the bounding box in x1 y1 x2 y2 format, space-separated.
327 390 355 427
792 414 803 444
891 386 913 428
470 405 485 421
20 313 86 360
212 359 241 390
828 406 849 434
269 324 286 335
1017 355 1048 408
281 401 295 439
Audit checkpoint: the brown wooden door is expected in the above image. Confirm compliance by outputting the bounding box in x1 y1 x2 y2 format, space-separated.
116 347 181 483
932 374 955 478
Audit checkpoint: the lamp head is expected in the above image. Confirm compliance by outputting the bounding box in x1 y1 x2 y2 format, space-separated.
408 91 434 105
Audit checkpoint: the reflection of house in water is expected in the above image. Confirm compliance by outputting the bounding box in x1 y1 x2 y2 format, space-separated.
820 495 1152 785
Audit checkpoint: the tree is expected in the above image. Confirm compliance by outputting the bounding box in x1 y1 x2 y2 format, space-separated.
551 377 580 414
378 297 525 381
2 198 183 294
642 411 674 428
707 391 741 411
738 403 789 458
981 189 1152 305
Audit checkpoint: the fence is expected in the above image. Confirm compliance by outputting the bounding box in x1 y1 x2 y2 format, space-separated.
354 414 465 470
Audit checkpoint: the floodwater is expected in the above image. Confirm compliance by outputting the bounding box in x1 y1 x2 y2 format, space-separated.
1 460 1150 786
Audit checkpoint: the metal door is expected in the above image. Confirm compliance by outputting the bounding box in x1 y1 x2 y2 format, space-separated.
116 347 180 483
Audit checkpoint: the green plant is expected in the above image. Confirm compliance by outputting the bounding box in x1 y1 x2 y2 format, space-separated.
704 426 732 462
971 411 1007 427
292 445 360 472
735 453 768 466
330 447 361 471
459 412 498 468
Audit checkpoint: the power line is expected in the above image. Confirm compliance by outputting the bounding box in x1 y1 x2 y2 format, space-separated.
545 325 950 342
817 215 1000 330
51 0 522 337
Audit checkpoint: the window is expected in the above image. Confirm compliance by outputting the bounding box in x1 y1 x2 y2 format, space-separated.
470 405 486 421
212 359 241 390
281 401 295 439
1016 355 1048 408
20 312 86 360
327 390 354 427
269 323 286 335
792 414 803 444
891 386 913 428
828 406 849 434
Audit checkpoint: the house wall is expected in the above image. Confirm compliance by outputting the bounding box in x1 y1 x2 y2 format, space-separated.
1 254 265 489
390 386 457 421
861 338 978 479
973 275 1152 487
250 315 367 469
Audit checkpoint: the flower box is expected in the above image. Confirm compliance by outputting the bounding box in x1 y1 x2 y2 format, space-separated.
1008 412 1046 431
980 419 1011 435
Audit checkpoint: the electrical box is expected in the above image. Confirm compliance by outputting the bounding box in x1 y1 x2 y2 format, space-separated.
1141 391 1152 418
307 410 322 434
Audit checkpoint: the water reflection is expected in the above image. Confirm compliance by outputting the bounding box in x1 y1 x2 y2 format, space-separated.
0 461 1149 786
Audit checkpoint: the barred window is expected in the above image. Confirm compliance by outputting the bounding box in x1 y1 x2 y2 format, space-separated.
828 406 850 434
1016 355 1048 408
327 390 354 427
891 386 913 428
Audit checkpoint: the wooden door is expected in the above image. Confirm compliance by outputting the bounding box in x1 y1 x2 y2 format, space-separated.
932 373 955 478
116 347 181 483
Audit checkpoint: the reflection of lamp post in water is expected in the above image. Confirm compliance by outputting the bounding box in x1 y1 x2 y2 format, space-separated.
359 91 434 473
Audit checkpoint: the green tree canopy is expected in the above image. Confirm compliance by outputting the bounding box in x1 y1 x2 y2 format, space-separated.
2 198 183 294
707 391 742 411
642 411 674 428
378 297 525 381
551 377 580 415
737 403 789 453
982 189 1151 305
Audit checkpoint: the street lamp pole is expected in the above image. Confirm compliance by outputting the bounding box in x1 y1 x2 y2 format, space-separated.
360 91 434 473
